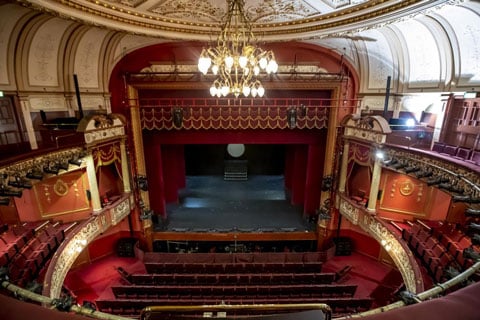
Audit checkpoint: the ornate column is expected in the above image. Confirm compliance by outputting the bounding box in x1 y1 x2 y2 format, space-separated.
367 151 383 212
338 141 350 193
84 153 102 212
127 85 153 250
18 95 38 149
120 138 131 193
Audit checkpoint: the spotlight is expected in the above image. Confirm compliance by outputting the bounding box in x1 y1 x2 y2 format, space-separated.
43 163 60 175
452 195 471 202
26 170 43 180
0 198 9 205
136 176 148 191
0 186 22 198
444 266 460 279
414 171 433 179
8 176 32 189
426 176 449 186
404 166 420 174
391 162 407 170
472 234 480 246
140 209 153 220
465 208 480 217
69 158 83 166
438 183 464 194
468 222 480 232
463 247 480 261
384 158 399 166
57 160 69 171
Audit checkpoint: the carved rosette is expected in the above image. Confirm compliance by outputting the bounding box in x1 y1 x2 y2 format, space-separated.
337 195 423 293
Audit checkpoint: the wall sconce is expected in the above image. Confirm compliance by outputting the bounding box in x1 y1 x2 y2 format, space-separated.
172 107 184 128
287 108 297 129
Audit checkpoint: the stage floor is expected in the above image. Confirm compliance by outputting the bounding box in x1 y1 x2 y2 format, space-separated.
155 175 315 233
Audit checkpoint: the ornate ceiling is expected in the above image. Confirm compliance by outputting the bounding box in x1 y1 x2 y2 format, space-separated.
16 0 453 41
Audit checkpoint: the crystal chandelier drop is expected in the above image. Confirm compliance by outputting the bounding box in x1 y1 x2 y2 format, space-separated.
198 0 278 98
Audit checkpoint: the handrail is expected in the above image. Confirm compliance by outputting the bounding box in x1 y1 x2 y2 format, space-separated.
337 193 424 293
1 280 131 320
140 303 332 320
335 260 480 319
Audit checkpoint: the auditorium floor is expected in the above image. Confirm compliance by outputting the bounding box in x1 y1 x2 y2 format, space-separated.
64 251 399 308
156 175 315 232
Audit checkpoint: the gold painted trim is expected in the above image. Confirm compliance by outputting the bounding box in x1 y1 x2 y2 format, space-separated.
18 0 433 38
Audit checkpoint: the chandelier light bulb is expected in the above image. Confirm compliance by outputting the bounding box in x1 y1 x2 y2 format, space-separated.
243 86 251 97
221 85 229 96
259 57 268 69
225 55 234 69
239 56 248 68
198 56 211 74
253 66 260 76
257 85 265 97
210 86 217 96
251 87 258 97
212 65 219 75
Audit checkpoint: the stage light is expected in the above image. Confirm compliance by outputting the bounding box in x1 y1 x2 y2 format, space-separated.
404 166 420 174
463 247 480 260
26 170 43 180
0 186 22 198
43 163 60 175
426 176 449 186
0 198 9 205
136 176 148 191
69 158 83 166
57 160 70 171
391 162 407 170
465 208 480 216
414 171 433 179
8 176 32 189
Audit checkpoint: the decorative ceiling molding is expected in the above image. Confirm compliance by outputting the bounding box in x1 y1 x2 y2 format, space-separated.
15 0 462 41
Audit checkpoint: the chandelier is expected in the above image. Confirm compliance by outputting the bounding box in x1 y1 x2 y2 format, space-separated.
198 0 278 98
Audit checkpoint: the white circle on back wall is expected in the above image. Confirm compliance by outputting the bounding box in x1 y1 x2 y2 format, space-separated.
227 144 245 158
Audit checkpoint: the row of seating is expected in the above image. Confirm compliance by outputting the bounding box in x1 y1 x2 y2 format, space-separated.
431 142 480 165
144 261 323 274
0 222 40 266
111 283 358 300
95 297 373 317
431 222 476 266
402 221 472 282
129 272 337 286
143 251 326 264
1 222 68 287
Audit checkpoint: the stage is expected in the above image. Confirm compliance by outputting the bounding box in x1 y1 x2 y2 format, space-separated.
152 175 318 247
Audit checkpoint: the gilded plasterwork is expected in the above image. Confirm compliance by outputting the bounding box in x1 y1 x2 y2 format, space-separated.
337 195 423 293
